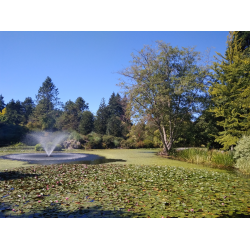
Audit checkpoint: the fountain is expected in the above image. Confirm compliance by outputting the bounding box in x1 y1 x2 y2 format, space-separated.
1 131 106 165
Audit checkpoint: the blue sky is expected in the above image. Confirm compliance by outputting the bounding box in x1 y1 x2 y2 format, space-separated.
0 31 228 114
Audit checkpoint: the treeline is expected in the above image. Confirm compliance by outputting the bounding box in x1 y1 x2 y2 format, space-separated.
0 77 131 146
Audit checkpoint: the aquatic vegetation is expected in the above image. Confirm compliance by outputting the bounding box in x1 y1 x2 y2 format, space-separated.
1 163 250 218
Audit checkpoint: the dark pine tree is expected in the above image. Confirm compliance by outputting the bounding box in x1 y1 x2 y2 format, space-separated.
5 99 24 125
0 94 5 112
22 97 35 125
94 98 109 134
79 111 94 135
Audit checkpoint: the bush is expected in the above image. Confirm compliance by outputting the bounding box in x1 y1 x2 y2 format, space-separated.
143 139 154 148
68 131 82 142
135 141 144 148
120 138 136 149
234 135 250 174
102 135 115 148
54 144 62 151
35 144 44 151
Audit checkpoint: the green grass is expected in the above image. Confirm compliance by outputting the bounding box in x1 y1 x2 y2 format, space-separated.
172 148 235 168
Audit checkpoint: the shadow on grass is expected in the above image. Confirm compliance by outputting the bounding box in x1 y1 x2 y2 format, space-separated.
0 201 144 218
0 171 39 181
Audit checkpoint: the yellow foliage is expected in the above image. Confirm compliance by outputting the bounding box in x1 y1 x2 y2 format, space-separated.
0 107 6 116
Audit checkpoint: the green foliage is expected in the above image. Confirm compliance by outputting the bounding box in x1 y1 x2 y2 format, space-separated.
0 123 29 146
143 139 154 148
5 99 24 125
119 41 211 154
120 138 136 149
1 163 250 218
31 77 61 130
58 97 89 131
35 144 44 151
106 115 123 137
94 98 109 134
0 94 5 112
234 135 250 174
54 144 62 151
22 97 35 125
79 111 94 135
209 32 250 150
94 94 129 138
102 135 115 148
68 131 82 142
172 148 235 168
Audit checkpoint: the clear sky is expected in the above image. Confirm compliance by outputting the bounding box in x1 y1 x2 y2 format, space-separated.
0 31 228 114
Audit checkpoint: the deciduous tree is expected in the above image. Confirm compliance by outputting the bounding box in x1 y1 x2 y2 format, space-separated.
119 41 210 154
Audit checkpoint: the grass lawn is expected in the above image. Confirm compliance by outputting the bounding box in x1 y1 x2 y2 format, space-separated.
0 147 250 218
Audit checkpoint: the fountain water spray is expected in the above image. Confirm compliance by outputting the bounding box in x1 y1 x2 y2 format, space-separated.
24 131 68 156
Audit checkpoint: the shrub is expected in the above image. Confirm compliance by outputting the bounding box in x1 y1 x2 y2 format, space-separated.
35 144 44 151
234 135 250 174
114 137 122 148
102 135 115 148
143 139 154 148
135 141 144 148
211 151 235 167
54 144 62 151
120 138 136 149
68 131 82 142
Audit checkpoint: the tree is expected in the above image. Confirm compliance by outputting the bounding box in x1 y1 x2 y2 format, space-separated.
75 97 88 113
231 31 250 54
79 111 94 135
209 32 250 150
0 94 5 112
5 99 24 125
119 41 210 154
22 97 35 125
94 98 109 134
59 97 89 131
32 77 61 130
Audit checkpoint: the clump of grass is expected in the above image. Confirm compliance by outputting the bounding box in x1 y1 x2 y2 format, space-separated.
172 148 235 168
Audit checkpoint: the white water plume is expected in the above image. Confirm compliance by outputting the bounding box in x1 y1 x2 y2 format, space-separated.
24 131 68 156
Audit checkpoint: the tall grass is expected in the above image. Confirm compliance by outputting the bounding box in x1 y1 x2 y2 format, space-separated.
172 148 235 168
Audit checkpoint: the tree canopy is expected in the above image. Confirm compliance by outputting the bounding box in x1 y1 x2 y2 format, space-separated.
0 94 5 112
119 41 211 154
32 77 61 130
209 32 250 150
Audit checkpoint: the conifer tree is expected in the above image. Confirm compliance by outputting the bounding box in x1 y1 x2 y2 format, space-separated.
0 94 5 112
22 97 35 125
79 111 94 135
5 99 24 125
209 32 250 150
94 98 109 134
32 77 61 130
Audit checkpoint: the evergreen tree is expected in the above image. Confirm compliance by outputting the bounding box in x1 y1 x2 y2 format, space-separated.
105 93 125 137
22 97 35 125
32 77 61 130
0 94 5 112
75 97 88 113
94 98 109 134
231 31 250 54
59 97 88 131
5 99 24 125
209 32 250 150
79 111 94 135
